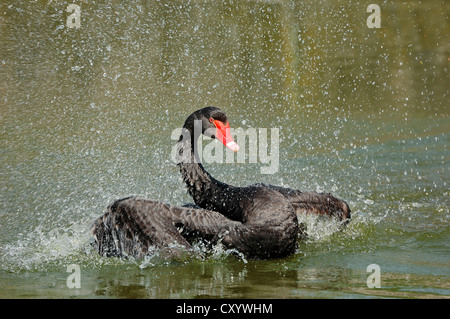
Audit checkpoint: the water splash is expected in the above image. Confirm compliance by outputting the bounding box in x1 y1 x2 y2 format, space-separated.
1 224 91 273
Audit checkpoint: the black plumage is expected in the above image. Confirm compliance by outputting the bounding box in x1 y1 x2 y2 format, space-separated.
91 107 350 259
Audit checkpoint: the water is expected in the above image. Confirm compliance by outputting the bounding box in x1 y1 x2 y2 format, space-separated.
1 1 449 299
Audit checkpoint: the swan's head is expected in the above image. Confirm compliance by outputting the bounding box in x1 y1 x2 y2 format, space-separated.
188 107 240 152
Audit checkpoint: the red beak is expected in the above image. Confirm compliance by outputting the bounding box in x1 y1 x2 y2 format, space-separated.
213 120 239 152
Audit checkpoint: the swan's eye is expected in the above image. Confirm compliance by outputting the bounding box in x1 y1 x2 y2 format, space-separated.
209 118 214 123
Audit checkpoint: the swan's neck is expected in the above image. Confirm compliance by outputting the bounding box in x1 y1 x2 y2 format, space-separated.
176 129 235 213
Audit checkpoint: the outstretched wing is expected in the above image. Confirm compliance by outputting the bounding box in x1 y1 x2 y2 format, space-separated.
168 204 242 243
91 197 192 258
91 197 243 259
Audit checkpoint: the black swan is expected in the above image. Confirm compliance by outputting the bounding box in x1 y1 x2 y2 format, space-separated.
91 107 350 259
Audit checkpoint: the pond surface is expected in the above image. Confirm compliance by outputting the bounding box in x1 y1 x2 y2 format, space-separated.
0 0 448 298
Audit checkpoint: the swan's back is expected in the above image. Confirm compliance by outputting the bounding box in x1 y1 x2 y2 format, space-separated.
252 183 351 222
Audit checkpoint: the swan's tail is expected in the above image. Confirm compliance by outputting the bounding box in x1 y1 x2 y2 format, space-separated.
290 191 351 223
